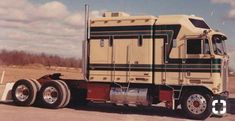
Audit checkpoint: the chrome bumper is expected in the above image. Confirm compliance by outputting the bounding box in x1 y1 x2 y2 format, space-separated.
215 91 229 99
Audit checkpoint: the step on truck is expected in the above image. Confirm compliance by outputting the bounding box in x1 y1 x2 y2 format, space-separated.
8 6 229 120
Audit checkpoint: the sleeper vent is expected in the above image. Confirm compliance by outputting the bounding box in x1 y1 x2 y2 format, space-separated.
103 12 130 17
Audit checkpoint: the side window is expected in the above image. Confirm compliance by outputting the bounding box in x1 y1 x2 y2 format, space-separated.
100 39 104 47
187 39 201 54
203 39 210 54
138 35 143 47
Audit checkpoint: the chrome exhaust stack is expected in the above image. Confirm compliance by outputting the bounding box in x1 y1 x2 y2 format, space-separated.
82 4 90 80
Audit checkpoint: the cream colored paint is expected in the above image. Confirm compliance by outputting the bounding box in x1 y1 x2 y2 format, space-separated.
89 12 228 94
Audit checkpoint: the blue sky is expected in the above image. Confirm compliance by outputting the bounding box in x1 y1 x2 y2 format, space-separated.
0 0 234 58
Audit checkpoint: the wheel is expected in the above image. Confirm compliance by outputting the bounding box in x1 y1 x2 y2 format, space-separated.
39 80 67 109
57 80 71 108
29 79 42 106
30 79 41 91
181 91 212 120
12 79 37 106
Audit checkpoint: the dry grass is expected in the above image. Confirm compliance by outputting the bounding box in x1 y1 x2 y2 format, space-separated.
0 66 83 84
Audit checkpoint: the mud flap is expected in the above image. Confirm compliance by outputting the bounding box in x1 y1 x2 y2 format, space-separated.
0 83 14 102
159 90 175 110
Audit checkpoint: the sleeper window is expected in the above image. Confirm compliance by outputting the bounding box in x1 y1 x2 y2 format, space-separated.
187 39 202 54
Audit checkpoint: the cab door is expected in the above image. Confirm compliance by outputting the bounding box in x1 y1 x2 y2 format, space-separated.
112 37 131 83
184 39 212 80
128 35 153 84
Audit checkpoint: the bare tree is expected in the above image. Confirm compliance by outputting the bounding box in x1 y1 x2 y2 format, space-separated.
0 49 82 68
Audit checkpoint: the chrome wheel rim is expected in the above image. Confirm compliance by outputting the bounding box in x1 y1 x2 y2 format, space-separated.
15 85 30 102
187 94 207 114
43 86 59 104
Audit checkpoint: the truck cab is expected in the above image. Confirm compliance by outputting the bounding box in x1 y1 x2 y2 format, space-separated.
86 13 229 119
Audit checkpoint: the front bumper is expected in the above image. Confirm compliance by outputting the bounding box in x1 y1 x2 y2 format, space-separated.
218 91 229 99
213 91 229 100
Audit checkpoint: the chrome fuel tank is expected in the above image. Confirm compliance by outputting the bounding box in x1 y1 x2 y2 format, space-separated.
110 87 149 106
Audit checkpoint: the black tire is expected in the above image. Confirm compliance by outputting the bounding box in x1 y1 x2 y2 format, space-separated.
181 91 212 120
29 79 42 106
57 80 71 108
12 79 37 106
30 79 41 91
39 80 67 109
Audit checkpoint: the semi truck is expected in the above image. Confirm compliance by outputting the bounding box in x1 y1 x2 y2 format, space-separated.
6 7 229 120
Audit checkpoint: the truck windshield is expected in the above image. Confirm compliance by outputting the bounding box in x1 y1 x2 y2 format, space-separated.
212 35 227 55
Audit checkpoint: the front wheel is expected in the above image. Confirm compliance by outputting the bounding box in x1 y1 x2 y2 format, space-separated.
181 91 212 120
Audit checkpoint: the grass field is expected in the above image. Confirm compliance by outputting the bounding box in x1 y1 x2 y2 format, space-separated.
0 66 234 94
0 66 83 84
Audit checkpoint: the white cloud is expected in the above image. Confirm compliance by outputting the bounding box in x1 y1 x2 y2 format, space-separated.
65 13 84 27
91 10 103 18
211 0 235 19
0 0 107 58
37 1 69 19
228 9 235 18
211 0 235 6
0 0 87 58
91 10 107 18
0 0 31 9
0 8 28 21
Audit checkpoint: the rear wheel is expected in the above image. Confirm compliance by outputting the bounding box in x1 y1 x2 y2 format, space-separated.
57 80 71 108
12 79 37 106
39 80 67 109
30 79 41 91
181 91 212 120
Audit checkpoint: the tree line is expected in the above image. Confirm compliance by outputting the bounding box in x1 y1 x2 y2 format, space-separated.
0 49 82 68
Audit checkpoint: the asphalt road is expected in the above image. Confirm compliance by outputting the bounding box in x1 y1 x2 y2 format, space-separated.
0 97 234 121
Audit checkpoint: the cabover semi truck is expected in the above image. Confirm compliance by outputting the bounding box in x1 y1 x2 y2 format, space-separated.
8 8 229 120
